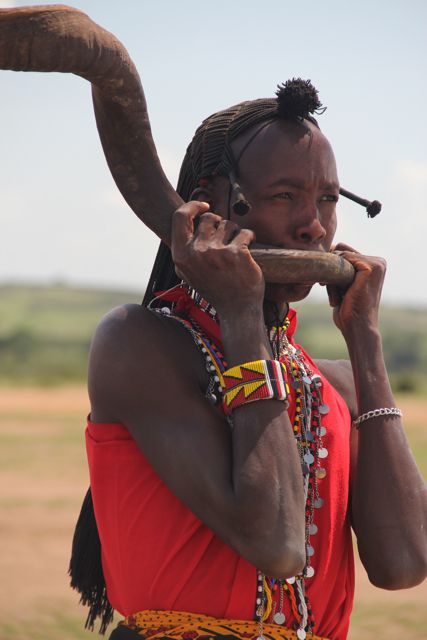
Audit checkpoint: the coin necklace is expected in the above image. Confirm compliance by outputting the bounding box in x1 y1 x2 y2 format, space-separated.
254 321 329 640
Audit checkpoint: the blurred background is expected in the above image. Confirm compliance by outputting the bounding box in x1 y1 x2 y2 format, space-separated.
0 1 426 638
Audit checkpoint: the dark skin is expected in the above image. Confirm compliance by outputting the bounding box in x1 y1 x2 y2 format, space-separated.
89 119 427 586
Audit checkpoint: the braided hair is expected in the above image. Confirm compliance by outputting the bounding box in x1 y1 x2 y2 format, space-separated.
69 78 324 634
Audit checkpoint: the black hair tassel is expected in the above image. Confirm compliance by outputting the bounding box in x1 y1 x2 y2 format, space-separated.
69 487 114 634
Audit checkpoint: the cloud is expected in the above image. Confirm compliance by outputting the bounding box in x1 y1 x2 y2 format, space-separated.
0 1 19 7
396 160 427 187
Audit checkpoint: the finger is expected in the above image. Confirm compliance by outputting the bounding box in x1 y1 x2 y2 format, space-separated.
334 250 375 274
230 227 256 247
194 212 223 242
326 284 343 308
331 241 360 254
210 219 240 245
212 222 255 246
172 201 210 249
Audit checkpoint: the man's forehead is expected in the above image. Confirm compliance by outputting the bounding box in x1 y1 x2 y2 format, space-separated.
231 118 318 156
233 120 337 183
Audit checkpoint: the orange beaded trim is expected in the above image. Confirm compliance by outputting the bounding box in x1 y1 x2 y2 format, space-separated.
119 609 330 640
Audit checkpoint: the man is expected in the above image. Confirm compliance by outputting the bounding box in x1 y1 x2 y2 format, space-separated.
82 81 427 640
0 7 422 638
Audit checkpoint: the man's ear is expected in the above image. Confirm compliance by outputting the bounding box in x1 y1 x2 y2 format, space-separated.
189 176 230 218
189 181 214 210
189 187 213 209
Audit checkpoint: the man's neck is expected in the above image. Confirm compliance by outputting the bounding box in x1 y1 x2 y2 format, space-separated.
263 300 289 329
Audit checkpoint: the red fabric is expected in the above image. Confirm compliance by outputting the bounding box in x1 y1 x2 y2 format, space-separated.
156 287 222 348
86 304 354 640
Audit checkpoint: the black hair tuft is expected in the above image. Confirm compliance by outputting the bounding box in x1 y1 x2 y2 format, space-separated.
276 78 324 119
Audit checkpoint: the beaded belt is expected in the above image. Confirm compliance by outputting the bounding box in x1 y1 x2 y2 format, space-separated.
109 610 329 640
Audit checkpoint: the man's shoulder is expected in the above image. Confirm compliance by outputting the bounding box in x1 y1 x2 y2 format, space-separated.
92 303 167 345
88 304 208 421
315 358 357 418
90 303 204 370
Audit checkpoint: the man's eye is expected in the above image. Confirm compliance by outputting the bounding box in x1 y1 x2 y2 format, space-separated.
320 194 339 203
274 192 293 200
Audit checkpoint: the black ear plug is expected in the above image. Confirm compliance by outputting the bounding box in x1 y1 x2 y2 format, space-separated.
228 169 251 216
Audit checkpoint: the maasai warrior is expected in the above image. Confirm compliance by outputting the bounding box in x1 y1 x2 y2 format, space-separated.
71 81 427 640
0 7 425 640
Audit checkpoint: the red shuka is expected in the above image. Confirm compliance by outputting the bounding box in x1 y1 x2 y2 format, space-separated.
86 307 354 640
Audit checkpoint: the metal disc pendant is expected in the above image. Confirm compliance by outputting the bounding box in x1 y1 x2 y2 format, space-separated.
273 612 286 625
319 404 330 415
303 452 315 465
306 565 315 578
297 629 307 640
302 375 312 384
309 523 318 535
317 426 327 437
286 576 296 584
316 467 327 479
306 431 314 442
314 497 324 509
306 544 315 557
318 447 329 459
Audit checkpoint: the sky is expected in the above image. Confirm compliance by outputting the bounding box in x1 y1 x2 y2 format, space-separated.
1 0 426 305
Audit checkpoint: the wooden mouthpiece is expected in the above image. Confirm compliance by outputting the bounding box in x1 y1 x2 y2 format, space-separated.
250 248 355 287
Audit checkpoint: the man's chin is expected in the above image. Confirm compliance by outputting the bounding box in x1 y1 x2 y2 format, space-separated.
264 282 313 303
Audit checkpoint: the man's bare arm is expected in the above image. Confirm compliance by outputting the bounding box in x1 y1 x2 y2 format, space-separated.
89 302 305 578
326 243 427 590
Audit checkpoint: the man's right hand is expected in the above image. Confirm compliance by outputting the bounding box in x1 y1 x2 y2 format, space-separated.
171 201 265 316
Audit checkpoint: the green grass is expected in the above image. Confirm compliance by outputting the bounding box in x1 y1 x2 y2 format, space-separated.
0 608 97 640
349 601 426 639
2 282 427 391
0 283 141 339
0 282 141 385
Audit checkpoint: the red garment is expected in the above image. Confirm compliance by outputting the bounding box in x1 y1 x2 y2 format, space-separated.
86 304 354 640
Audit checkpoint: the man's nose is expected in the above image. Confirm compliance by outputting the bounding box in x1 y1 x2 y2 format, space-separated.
295 207 326 245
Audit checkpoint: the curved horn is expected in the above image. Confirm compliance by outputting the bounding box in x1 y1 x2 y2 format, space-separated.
251 249 355 287
0 4 354 287
0 4 181 244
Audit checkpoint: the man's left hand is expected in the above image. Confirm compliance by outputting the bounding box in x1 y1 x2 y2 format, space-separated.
326 242 387 338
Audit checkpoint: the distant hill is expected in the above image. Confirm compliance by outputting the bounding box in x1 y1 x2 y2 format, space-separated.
1 283 426 392
0 283 142 384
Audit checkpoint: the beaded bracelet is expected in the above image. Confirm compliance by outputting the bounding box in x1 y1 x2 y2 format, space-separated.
353 407 403 428
222 359 291 414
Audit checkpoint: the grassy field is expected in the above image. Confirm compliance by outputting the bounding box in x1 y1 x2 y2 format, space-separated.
2 283 427 394
0 387 426 640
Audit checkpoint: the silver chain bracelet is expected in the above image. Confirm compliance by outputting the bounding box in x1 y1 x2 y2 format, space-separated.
353 407 403 428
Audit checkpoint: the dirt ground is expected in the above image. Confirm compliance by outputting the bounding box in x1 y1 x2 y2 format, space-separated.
0 387 426 639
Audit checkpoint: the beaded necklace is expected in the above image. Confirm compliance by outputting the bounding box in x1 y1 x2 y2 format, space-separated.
254 323 329 640
153 287 329 640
